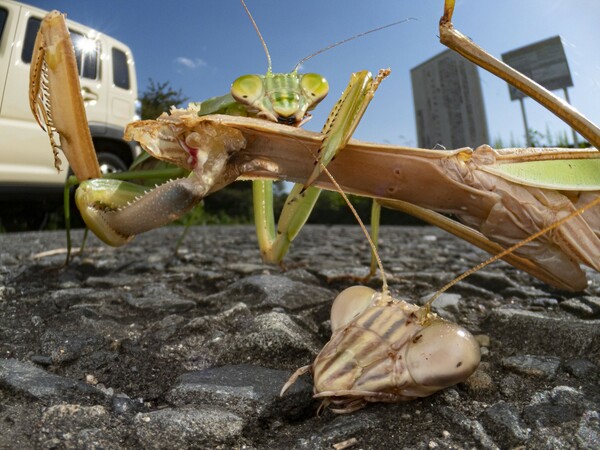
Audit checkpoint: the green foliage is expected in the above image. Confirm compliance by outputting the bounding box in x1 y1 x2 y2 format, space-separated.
528 126 569 147
492 135 504 149
140 79 189 120
495 128 588 149
203 181 255 223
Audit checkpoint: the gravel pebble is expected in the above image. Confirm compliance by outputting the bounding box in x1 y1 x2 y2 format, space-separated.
501 354 561 379
134 406 244 448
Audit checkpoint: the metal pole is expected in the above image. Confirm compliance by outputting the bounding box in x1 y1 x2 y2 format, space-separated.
563 87 579 147
519 98 532 147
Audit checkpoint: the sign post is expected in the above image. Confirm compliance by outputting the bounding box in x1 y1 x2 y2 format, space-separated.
501 36 575 147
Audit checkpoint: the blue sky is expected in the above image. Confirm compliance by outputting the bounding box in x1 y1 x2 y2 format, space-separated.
27 0 600 148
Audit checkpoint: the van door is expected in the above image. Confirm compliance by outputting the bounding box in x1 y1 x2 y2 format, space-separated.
106 44 137 128
68 23 108 127
0 3 15 107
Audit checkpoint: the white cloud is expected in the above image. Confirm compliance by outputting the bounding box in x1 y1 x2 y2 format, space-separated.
174 57 207 70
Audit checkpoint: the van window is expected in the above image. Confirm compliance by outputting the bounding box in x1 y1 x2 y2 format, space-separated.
111 47 129 89
21 17 40 63
0 8 7 42
72 32 99 79
21 17 99 80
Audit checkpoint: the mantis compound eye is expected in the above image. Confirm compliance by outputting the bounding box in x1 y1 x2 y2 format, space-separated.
300 73 329 107
330 286 375 332
406 320 481 389
231 74 264 105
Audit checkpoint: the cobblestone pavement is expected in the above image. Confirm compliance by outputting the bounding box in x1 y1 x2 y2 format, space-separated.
1 225 599 449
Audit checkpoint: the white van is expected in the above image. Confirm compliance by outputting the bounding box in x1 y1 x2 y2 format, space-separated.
0 0 139 201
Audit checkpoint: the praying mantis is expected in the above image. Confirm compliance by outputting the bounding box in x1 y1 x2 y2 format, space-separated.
30 0 599 294
27 0 600 413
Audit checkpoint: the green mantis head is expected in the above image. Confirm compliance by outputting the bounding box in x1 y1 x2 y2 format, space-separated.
231 71 329 125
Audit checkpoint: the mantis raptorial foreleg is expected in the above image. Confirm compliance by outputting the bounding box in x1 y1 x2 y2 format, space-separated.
256 69 390 263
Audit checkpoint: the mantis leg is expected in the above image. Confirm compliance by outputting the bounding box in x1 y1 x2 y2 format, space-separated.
255 69 390 263
368 200 382 279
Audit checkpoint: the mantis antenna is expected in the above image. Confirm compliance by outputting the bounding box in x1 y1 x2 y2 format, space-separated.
293 17 416 73
240 0 272 73
240 0 413 75
425 195 600 310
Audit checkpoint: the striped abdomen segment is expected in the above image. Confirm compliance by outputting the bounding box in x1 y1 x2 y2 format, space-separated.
313 304 421 396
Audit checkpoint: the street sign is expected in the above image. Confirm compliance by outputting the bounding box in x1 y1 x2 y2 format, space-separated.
501 36 572 101
411 49 489 150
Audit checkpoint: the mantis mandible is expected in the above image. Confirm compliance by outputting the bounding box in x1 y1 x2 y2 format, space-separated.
30 1 600 293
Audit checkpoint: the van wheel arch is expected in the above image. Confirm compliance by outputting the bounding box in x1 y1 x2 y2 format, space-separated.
92 138 133 174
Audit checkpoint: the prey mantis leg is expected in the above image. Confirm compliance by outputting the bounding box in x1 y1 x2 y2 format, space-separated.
255 69 390 263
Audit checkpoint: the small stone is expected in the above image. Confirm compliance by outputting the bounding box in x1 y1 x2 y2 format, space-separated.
30 355 52 366
523 386 586 427
428 293 461 316
531 297 559 308
480 400 530 446
50 287 96 304
30 315 42 326
501 354 561 379
486 309 600 362
0 358 104 402
321 410 378 441
475 334 490 347
441 388 460 404
284 268 321 285
560 298 595 318
134 406 244 448
466 270 518 291
84 275 138 288
125 283 195 313
240 311 321 366
226 262 270 274
577 410 600 448
168 364 312 419
203 274 334 310
464 367 494 395
564 359 598 380
582 296 600 316
112 394 137 415
40 329 104 365
41 404 107 424
38 404 117 449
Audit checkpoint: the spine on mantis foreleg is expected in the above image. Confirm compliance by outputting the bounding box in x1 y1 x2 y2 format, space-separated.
76 178 207 246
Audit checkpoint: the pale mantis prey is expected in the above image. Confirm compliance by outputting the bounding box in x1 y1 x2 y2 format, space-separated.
30 0 600 293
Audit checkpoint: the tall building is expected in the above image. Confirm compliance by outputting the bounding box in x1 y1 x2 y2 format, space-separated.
411 49 489 150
